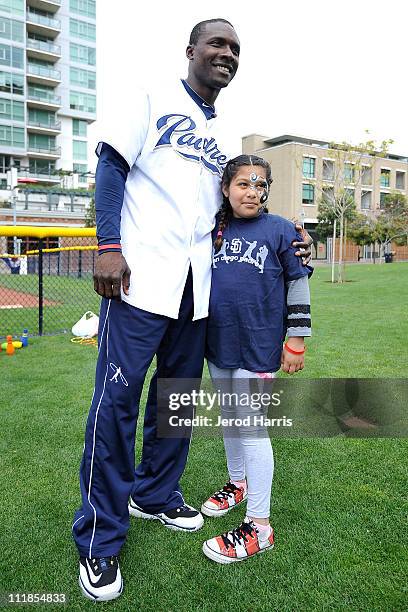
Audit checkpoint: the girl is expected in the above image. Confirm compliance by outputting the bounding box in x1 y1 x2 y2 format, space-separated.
201 154 312 564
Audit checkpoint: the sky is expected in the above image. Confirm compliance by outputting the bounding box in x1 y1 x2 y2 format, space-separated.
88 0 408 172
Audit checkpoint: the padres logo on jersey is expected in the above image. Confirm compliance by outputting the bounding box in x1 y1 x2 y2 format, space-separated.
154 114 228 175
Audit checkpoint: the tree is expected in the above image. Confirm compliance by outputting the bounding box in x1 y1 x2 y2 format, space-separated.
373 192 408 257
85 197 96 227
348 213 376 247
313 134 393 282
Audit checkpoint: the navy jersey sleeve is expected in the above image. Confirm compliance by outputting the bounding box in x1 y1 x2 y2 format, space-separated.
277 220 311 282
95 143 130 249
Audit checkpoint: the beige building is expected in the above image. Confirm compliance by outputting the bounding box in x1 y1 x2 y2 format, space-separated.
243 134 408 258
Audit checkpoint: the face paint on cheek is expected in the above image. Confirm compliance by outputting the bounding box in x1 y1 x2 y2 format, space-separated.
249 172 269 205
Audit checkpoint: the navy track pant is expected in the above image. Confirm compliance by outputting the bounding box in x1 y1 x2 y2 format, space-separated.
72 270 207 557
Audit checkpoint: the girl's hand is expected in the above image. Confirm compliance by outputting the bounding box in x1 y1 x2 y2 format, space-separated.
281 339 305 374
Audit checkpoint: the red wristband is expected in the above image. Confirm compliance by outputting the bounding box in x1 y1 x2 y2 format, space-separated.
98 244 122 251
284 342 306 355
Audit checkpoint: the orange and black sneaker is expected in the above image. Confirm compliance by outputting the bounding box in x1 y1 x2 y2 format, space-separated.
202 518 274 564
201 481 247 517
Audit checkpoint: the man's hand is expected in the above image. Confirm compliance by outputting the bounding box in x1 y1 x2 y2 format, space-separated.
93 252 131 299
292 222 313 265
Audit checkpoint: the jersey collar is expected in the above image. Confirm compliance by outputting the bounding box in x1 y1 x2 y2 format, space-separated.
181 79 217 120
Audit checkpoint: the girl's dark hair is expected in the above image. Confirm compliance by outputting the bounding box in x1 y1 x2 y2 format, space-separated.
214 155 273 253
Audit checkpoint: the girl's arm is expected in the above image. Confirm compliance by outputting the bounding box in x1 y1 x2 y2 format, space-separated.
281 276 311 374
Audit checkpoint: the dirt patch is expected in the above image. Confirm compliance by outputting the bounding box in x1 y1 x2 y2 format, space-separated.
0 287 60 309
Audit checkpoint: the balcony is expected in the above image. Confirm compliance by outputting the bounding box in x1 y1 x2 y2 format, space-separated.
27 62 61 86
27 0 61 13
27 144 61 159
27 119 61 135
27 88 61 110
18 170 60 185
26 11 61 38
27 38 61 62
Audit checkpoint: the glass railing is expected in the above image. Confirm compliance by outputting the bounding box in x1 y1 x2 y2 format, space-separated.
26 12 61 30
25 171 60 180
27 88 61 105
27 119 61 130
27 145 61 155
27 63 61 80
27 39 61 55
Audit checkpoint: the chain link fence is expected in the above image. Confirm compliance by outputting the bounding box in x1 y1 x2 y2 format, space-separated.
0 226 100 339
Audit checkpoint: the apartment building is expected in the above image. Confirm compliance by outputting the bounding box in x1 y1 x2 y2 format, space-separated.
0 0 96 225
243 134 408 237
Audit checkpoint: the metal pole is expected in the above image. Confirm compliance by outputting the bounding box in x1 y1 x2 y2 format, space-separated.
78 249 82 279
331 218 336 283
38 238 44 336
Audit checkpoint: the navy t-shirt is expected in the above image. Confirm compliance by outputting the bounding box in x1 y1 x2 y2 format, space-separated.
205 212 310 373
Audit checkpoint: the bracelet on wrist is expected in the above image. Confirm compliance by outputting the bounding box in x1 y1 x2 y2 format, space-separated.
98 244 122 254
284 342 306 355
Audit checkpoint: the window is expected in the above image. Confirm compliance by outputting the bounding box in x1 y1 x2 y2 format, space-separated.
70 66 96 89
73 118 87 136
70 18 96 41
0 43 23 68
0 123 24 147
380 169 390 188
29 159 55 175
70 90 96 113
73 162 88 182
322 159 334 181
302 183 314 205
322 186 334 205
361 165 372 185
0 17 24 42
73 139 87 159
379 192 388 209
0 0 24 17
343 163 354 183
396 171 405 190
28 108 56 126
361 190 371 210
0 98 24 121
302 156 315 179
28 133 56 150
70 42 96 66
345 188 355 204
70 0 96 18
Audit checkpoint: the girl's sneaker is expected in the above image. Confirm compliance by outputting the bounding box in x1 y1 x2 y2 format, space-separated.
202 519 274 564
201 481 247 517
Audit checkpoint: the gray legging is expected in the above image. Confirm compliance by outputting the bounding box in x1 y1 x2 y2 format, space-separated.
207 361 275 519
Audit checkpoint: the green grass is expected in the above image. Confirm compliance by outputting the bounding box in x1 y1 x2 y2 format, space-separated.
0 273 100 337
0 264 407 611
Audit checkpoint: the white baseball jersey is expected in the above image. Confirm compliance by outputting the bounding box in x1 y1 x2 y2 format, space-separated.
97 80 236 320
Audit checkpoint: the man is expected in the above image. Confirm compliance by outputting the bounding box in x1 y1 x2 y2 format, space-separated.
73 19 312 602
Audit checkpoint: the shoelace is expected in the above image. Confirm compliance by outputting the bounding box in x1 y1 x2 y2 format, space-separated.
91 556 117 573
211 481 240 502
221 521 258 549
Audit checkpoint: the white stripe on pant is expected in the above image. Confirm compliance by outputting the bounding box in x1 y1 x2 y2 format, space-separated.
207 361 275 519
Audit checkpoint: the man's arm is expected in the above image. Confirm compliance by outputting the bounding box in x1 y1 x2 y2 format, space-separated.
93 143 131 299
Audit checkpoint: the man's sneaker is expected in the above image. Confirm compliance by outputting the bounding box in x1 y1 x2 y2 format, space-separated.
202 519 274 564
79 556 123 601
201 481 247 517
128 499 204 532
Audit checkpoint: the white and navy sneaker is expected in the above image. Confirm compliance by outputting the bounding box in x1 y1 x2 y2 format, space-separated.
129 499 204 532
201 480 247 517
202 519 274 564
79 556 123 602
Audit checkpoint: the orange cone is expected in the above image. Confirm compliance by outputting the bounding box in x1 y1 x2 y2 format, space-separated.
6 335 15 356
